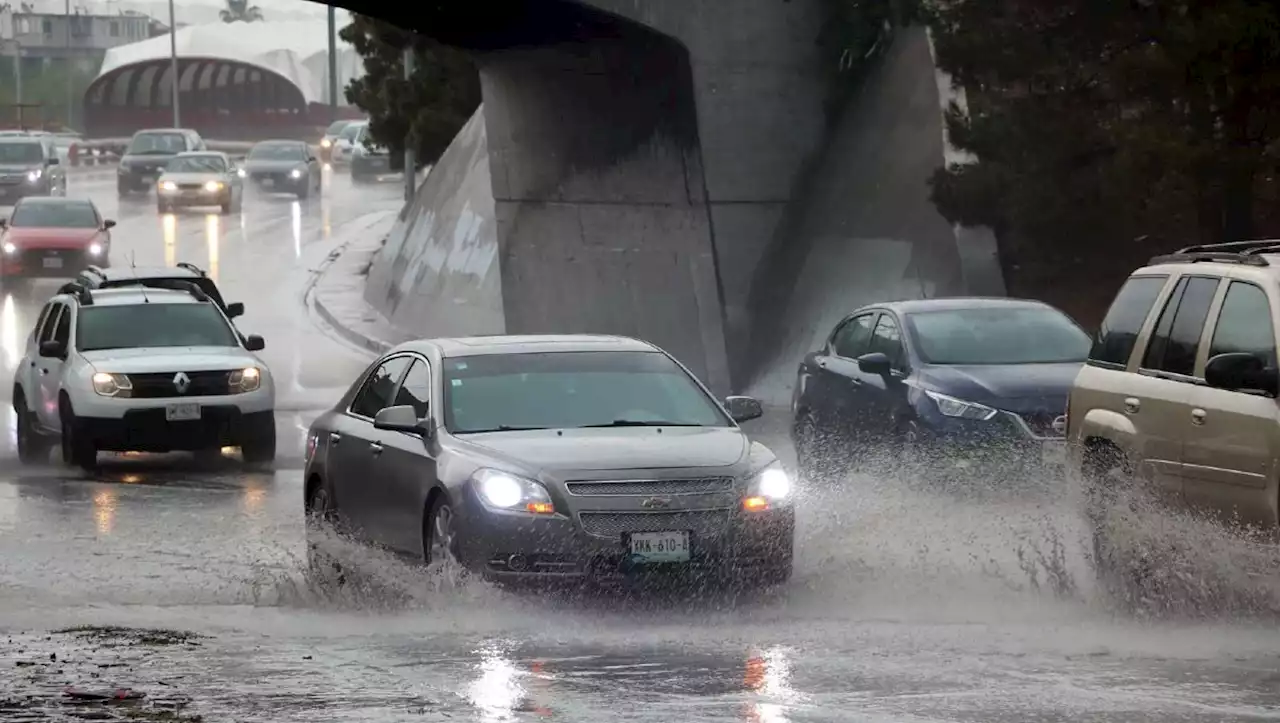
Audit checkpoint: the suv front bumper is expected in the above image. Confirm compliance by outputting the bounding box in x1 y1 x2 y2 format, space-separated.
79 407 274 453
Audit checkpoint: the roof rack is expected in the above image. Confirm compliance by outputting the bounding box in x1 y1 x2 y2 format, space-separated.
110 278 208 302
175 262 207 277
80 265 108 280
1147 238 1280 267
56 280 93 305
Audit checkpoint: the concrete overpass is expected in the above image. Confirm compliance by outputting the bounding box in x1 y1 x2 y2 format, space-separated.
354 0 1003 400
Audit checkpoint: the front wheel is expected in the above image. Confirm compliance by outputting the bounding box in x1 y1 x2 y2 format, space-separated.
14 390 52 464
59 399 96 471
306 480 346 586
423 494 462 567
240 413 276 466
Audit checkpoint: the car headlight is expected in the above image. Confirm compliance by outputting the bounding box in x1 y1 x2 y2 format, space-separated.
228 367 261 393
290 168 302 179
743 462 792 511
3 242 15 254
204 180 223 192
92 372 132 398
26 169 41 183
473 469 555 514
320 138 331 148
237 168 246 178
159 180 177 192
924 390 998 421
88 242 102 256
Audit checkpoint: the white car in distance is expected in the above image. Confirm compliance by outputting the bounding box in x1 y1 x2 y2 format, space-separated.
12 282 276 470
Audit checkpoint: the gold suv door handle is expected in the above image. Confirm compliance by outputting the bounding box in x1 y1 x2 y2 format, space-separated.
1123 397 1140 414
1191 408 1207 425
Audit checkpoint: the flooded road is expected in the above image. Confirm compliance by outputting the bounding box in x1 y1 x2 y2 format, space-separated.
1 168 1280 722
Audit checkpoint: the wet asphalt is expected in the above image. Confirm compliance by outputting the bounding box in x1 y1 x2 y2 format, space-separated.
2 169 1280 722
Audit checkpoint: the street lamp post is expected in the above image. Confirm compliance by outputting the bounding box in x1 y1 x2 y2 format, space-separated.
403 45 414 202
64 0 72 129
327 5 337 122
168 0 179 127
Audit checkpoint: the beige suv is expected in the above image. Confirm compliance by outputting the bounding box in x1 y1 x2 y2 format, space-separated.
1068 241 1280 543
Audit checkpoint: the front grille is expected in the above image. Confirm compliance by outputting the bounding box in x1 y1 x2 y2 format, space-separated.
126 370 232 399
566 477 734 497
0 175 24 185
578 510 733 539
251 173 282 182
176 183 205 191
114 405 241 449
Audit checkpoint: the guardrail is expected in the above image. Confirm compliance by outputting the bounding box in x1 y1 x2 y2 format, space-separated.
67 140 316 167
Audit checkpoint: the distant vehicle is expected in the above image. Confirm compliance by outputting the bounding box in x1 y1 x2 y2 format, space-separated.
304 335 793 588
241 140 321 199
0 136 65 201
0 197 113 279
329 121 365 166
12 283 274 470
156 151 244 214
75 262 243 320
350 124 391 183
791 297 1089 483
117 128 206 197
319 120 354 163
49 132 80 166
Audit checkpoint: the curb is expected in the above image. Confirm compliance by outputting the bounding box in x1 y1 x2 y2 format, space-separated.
304 210 399 356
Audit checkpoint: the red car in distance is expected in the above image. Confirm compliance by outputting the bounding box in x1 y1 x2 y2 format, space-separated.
0 197 114 280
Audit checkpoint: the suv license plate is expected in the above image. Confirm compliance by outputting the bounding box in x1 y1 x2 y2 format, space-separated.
165 403 200 422
628 531 690 564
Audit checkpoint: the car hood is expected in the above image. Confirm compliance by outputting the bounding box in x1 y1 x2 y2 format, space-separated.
6 227 103 247
915 362 1082 413
244 160 304 173
80 346 256 373
458 426 750 473
158 171 225 184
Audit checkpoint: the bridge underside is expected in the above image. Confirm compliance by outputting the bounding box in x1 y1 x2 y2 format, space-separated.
83 58 330 141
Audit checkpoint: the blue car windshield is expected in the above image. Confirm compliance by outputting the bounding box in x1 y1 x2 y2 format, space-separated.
442 351 729 433
907 307 1091 365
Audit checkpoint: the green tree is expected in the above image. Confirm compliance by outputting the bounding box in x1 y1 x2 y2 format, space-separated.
339 14 481 171
219 0 263 23
926 0 1280 316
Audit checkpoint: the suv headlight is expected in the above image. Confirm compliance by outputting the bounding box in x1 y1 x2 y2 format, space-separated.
743 461 792 511
473 469 555 514
228 367 261 393
26 169 41 183
290 168 303 179
92 372 132 398
924 390 998 421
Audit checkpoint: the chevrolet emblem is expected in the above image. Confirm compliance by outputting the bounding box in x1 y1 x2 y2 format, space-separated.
173 372 191 394
640 496 672 509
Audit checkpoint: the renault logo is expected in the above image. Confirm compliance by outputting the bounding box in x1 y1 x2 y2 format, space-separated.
1051 414 1068 436
640 496 672 510
173 372 191 394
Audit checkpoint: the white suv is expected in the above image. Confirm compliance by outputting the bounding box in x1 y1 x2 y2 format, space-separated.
12 282 276 470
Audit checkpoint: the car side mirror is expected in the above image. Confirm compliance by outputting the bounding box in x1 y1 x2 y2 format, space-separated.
39 340 65 358
374 404 423 433
102 219 116 229
47 157 58 166
856 352 892 376
724 395 763 424
0 218 8 228
226 301 245 319
243 334 265 352
1205 352 1277 394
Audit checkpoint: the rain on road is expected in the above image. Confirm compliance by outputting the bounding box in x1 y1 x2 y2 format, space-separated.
1 168 1280 722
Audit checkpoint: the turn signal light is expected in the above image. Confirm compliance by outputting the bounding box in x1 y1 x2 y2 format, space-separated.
742 496 770 512
526 501 554 514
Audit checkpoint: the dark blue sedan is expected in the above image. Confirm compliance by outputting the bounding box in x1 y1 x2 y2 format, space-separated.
790 297 1090 483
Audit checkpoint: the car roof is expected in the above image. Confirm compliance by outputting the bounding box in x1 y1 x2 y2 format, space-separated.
253 139 303 146
858 296 1060 315
174 151 225 158
392 334 660 358
84 265 201 281
135 128 190 134
62 287 202 307
16 196 93 206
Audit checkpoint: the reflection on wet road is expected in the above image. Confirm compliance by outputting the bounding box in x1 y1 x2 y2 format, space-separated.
2 171 1280 722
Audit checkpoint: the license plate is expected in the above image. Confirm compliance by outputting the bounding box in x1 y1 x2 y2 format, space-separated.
628 531 690 563
1042 441 1066 467
261 178 274 188
165 403 200 422
141 174 155 183
42 257 61 269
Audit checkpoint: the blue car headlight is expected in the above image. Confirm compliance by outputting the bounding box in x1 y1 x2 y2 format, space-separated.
473 468 555 515
924 390 998 421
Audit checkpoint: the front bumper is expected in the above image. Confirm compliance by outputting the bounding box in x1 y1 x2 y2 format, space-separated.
0 180 51 200
247 171 307 192
158 186 230 207
906 409 1067 479
351 155 391 177
1 247 105 277
118 168 166 191
78 407 273 453
455 493 795 583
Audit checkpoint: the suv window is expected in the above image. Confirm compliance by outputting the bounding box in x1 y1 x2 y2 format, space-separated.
37 303 61 344
1209 281 1277 368
53 304 71 346
393 359 431 418
1089 275 1168 367
1141 275 1218 376
350 356 412 418
832 314 876 358
31 303 53 342
868 314 905 370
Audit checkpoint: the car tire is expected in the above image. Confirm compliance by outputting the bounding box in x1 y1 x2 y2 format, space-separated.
220 196 233 215
240 413 276 466
59 397 97 472
14 389 51 464
157 199 171 214
296 181 309 200
423 493 462 567
306 479 346 586
117 182 132 198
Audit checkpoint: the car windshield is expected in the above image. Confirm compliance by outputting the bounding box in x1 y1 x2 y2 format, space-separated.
907 306 1091 365
127 133 185 155
443 350 729 433
76 303 238 351
166 156 226 173
325 121 350 135
11 201 98 228
249 144 304 161
0 142 43 164
339 124 363 141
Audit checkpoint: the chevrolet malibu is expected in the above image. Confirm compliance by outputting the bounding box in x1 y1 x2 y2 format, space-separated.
304 335 794 587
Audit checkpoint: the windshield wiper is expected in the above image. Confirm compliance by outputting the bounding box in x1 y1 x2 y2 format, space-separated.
459 425 551 433
580 420 704 428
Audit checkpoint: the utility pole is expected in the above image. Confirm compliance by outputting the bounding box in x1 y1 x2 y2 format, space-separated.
402 44 414 202
167 0 179 126
326 5 337 122
64 0 72 129
12 41 21 109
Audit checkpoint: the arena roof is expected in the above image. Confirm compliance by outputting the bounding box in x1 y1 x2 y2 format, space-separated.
95 19 365 105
